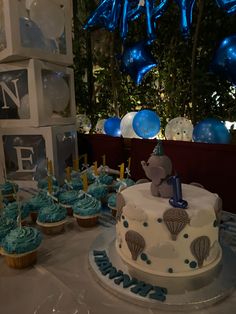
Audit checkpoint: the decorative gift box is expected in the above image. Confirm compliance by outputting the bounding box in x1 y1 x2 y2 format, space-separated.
0 0 73 65
0 59 76 127
0 125 78 188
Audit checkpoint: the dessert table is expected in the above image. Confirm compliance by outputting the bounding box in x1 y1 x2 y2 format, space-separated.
0 210 236 314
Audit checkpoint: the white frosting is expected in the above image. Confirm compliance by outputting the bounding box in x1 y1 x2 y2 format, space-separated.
116 183 221 277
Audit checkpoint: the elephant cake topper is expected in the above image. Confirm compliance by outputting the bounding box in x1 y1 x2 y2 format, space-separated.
141 140 173 198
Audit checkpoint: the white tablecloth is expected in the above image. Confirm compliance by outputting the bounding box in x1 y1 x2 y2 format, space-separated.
0 212 236 314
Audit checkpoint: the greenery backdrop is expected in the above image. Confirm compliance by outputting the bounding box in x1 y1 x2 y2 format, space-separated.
72 0 236 131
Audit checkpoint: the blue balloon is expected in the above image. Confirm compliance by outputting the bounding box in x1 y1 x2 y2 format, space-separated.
211 34 236 86
19 17 47 50
83 0 167 41
175 0 197 37
215 0 236 15
104 117 121 137
120 40 158 85
132 109 161 139
193 118 231 144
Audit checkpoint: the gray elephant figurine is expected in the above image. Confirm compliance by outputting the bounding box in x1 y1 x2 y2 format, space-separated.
141 142 173 198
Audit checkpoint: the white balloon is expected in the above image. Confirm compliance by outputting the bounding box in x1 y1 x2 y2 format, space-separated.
43 73 70 113
95 119 105 134
29 0 65 39
76 114 92 134
18 94 30 118
165 117 193 141
120 112 140 138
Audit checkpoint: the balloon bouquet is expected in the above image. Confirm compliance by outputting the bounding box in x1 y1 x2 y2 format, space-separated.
18 0 65 53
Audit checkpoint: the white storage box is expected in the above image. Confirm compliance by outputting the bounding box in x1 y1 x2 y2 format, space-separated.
0 125 78 187
0 0 73 65
0 59 76 127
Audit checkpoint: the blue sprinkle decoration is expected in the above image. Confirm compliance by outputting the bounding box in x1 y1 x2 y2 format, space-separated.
157 218 162 223
183 234 189 238
184 259 189 264
123 221 129 228
143 222 148 227
146 260 151 265
189 261 197 268
140 253 148 261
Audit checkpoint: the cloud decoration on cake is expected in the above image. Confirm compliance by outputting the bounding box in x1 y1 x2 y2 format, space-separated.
190 209 213 227
206 241 221 262
123 203 147 222
147 242 179 258
119 40 158 85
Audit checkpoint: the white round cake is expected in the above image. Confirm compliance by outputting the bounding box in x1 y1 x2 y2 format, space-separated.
116 182 222 292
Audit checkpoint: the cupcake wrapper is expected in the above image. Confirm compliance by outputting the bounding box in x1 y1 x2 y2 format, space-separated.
36 220 66 235
3 249 38 269
73 214 99 228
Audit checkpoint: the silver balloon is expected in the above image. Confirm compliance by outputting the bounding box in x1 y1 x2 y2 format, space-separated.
43 72 70 113
76 114 92 133
120 112 140 138
165 117 193 141
95 119 105 134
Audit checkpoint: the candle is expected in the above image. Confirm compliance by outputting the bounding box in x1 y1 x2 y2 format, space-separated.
66 166 71 181
48 160 53 176
127 157 131 170
102 155 106 166
48 176 53 194
73 159 79 171
169 175 188 209
82 173 88 191
93 161 98 176
16 194 22 228
119 163 125 180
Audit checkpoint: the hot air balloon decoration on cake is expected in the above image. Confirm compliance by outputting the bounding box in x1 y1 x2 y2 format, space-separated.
190 236 211 268
163 208 190 240
125 230 145 261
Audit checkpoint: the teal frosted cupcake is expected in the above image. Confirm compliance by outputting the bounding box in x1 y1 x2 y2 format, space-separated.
65 177 83 191
73 192 101 227
3 202 29 225
2 226 42 268
37 203 67 235
107 193 118 217
0 216 17 254
113 178 135 192
86 169 96 184
87 181 108 203
98 172 114 186
58 190 79 216
0 181 18 201
23 191 53 223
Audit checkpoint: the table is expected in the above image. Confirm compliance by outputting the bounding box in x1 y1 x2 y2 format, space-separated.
0 213 236 314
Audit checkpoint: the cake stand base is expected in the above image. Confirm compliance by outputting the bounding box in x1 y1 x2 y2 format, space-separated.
88 228 236 311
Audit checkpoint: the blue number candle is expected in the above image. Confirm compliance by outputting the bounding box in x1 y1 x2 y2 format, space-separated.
169 175 188 209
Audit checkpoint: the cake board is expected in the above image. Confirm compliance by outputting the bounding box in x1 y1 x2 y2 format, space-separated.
88 227 236 311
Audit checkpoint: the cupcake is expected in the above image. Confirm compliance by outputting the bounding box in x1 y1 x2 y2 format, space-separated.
73 192 101 227
58 190 79 216
23 191 53 223
113 178 135 192
98 172 114 186
37 203 67 235
3 202 29 226
107 193 118 217
65 177 83 191
87 181 108 203
0 216 17 254
2 226 42 269
86 169 96 184
0 181 18 202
